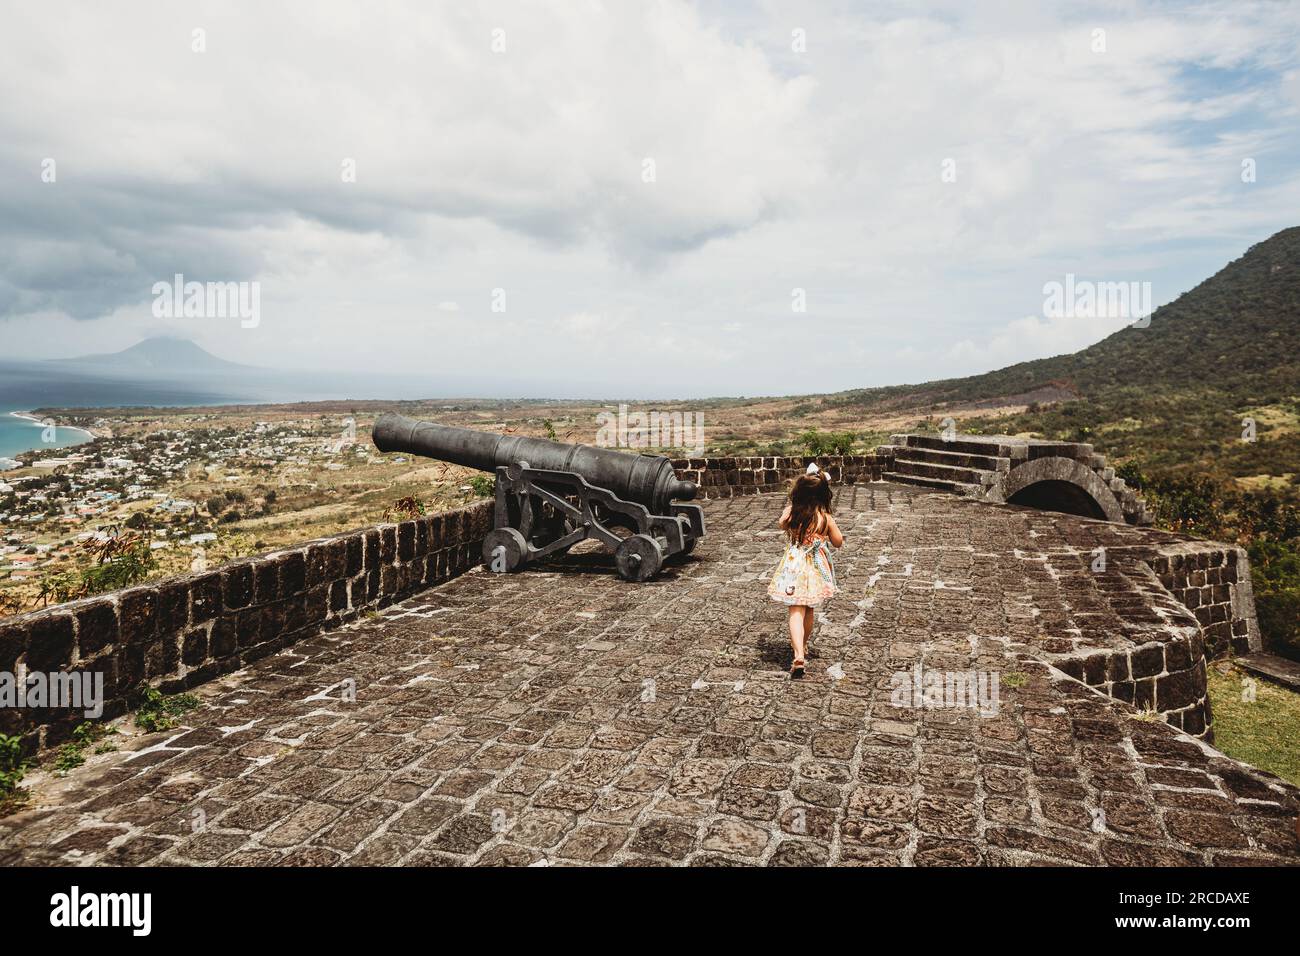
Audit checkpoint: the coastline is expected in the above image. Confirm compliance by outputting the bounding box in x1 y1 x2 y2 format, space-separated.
0 410 96 470
8 409 97 439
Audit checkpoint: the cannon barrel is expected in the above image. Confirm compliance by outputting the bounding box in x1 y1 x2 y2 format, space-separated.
372 412 697 513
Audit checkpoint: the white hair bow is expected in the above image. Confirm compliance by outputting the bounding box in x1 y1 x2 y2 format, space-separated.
806 462 820 475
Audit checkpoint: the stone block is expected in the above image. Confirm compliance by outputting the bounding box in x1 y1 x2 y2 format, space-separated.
74 598 117 657
222 562 254 611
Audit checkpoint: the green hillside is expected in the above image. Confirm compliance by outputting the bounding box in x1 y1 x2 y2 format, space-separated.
837 225 1300 413
835 227 1300 658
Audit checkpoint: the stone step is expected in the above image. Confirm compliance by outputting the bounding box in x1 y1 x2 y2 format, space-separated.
878 445 1009 472
1025 442 1095 463
883 471 983 496
1236 652 1300 691
885 433 1151 527
890 433 1028 459
890 457 992 486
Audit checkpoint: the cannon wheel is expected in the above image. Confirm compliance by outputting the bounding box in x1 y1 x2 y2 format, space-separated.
615 533 664 582
483 528 528 573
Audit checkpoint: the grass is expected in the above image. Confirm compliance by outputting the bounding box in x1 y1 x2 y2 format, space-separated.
0 733 30 817
133 685 200 733
52 722 117 774
1207 662 1300 788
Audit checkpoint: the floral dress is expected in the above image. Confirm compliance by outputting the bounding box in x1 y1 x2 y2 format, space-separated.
767 526 838 607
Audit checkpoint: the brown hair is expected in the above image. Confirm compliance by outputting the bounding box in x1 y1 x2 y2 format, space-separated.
784 472 833 545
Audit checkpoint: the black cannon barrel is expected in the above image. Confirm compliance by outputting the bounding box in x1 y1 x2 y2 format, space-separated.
372 413 697 513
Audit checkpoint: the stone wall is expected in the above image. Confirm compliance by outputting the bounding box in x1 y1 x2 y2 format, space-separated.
1148 546 1258 658
1051 553 1212 738
0 500 493 752
670 451 894 498
1044 543 1259 742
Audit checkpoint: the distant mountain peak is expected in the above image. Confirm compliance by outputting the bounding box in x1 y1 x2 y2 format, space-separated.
63 337 247 372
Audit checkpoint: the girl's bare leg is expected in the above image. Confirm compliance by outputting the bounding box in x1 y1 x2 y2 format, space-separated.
803 607 815 650
788 606 807 662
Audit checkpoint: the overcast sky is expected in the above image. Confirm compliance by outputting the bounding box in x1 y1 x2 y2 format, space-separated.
1 1 1298 398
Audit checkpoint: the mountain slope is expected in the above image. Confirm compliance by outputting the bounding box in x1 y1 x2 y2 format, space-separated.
834 226 1300 412
58 336 248 373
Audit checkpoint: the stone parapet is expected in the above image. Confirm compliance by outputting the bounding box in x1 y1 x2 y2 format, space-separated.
0 501 494 751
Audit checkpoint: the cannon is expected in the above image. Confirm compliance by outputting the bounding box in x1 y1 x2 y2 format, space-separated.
372 413 705 581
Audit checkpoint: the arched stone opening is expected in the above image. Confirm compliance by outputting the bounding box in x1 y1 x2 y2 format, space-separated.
992 456 1126 524
1007 479 1108 520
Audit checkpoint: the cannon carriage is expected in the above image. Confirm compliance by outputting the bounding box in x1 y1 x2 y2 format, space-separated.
372 413 705 581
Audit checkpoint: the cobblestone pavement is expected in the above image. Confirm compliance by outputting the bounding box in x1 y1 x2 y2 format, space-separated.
3 484 1298 866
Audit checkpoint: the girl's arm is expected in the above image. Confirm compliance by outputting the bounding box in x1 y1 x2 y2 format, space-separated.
779 504 792 529
825 513 844 548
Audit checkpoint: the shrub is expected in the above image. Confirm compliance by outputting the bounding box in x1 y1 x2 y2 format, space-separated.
0 733 29 812
1120 464 1300 660
132 685 200 733
797 429 857 456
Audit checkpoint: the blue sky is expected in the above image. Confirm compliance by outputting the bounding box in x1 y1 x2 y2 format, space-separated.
0 0 1297 398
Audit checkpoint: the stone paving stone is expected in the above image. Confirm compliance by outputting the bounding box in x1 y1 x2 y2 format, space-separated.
3 485 1298 866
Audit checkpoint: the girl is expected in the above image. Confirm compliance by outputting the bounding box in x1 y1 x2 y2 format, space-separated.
768 463 843 678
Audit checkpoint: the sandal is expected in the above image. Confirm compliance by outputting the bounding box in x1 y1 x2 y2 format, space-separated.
790 658 806 679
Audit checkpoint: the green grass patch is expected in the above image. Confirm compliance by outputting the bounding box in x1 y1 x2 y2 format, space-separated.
0 733 31 816
52 722 117 774
1207 663 1300 788
133 685 201 733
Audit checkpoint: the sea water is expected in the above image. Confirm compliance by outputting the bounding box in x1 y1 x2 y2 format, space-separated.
0 409 94 469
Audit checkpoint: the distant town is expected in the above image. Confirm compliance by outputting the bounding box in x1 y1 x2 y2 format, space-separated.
0 408 487 614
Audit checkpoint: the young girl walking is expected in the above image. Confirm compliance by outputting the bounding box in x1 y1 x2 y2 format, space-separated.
767 464 843 678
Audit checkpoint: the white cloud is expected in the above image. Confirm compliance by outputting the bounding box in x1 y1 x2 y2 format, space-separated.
1 0 1298 396
944 312 1133 371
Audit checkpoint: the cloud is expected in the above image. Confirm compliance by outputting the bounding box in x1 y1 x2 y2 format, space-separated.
1 0 1299 397
0 1 819 322
944 312 1133 371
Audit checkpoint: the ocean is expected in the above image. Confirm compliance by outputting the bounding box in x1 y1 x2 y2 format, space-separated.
0 360 249 470
0 409 95 469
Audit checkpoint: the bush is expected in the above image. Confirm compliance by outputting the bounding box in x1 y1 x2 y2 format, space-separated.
797 429 857 456
37 532 157 607
132 685 200 733
1121 464 1300 660
124 511 151 530
1257 589 1300 662
0 733 29 811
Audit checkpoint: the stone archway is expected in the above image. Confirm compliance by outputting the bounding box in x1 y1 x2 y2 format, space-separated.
990 456 1126 523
